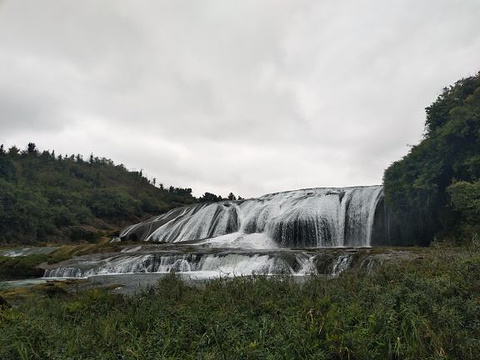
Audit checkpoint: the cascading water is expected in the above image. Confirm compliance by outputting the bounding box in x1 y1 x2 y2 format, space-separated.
331 254 354 276
120 186 385 248
44 186 387 281
43 249 364 279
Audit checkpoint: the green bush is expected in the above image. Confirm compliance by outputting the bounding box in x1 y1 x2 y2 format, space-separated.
0 254 47 280
447 180 480 240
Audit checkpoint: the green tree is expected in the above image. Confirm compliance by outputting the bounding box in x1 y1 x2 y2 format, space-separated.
199 192 223 203
383 72 480 244
447 180 480 239
27 142 37 154
0 144 197 244
0 153 17 182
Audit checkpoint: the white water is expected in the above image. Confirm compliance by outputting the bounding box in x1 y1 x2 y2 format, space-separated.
120 186 384 248
196 232 278 249
44 187 383 281
45 253 291 278
331 254 354 276
44 250 362 279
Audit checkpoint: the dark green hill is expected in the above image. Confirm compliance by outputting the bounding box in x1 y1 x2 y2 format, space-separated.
384 72 480 245
0 144 197 244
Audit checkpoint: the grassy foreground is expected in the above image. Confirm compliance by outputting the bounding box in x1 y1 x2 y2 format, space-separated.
1 246 480 359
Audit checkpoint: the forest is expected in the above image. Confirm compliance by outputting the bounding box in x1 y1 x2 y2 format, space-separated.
383 72 480 246
0 146 205 244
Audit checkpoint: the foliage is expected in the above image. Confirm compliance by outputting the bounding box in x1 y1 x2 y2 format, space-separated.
0 154 16 182
199 191 224 202
0 255 47 280
1 247 480 359
447 180 480 240
0 145 196 244
383 72 480 244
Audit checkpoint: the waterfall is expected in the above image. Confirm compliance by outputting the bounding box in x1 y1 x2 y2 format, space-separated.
45 187 386 281
44 253 292 278
120 186 385 248
331 254 354 276
44 251 360 279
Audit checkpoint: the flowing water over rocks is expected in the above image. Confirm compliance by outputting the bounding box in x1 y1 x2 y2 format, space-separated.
120 186 386 247
42 245 419 294
44 245 373 279
42 186 404 289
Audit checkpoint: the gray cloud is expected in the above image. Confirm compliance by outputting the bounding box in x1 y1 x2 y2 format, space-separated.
1 0 479 197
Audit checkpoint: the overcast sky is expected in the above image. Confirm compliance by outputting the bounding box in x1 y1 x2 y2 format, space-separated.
0 1 479 198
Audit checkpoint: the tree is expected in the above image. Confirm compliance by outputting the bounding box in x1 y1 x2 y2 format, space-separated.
8 146 19 157
0 154 16 182
199 192 223 203
383 72 480 244
27 143 37 154
228 192 236 201
0 146 197 243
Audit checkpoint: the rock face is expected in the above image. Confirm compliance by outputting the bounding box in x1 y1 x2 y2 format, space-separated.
120 186 393 248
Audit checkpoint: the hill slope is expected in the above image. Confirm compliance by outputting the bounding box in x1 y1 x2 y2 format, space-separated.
383 72 480 245
0 145 196 244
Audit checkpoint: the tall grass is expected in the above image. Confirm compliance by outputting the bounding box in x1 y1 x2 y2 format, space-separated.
1 247 479 359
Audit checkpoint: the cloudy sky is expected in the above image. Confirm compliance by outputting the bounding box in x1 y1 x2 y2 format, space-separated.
0 0 479 198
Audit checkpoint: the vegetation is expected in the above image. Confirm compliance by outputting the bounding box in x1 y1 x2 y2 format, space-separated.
0 254 47 280
198 191 224 203
0 242 125 281
383 72 480 245
0 144 197 244
0 245 479 359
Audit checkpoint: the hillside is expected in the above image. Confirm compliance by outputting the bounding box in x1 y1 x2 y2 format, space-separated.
384 72 480 245
0 144 197 244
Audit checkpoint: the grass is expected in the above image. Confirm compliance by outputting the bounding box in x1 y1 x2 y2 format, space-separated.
1 245 480 359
